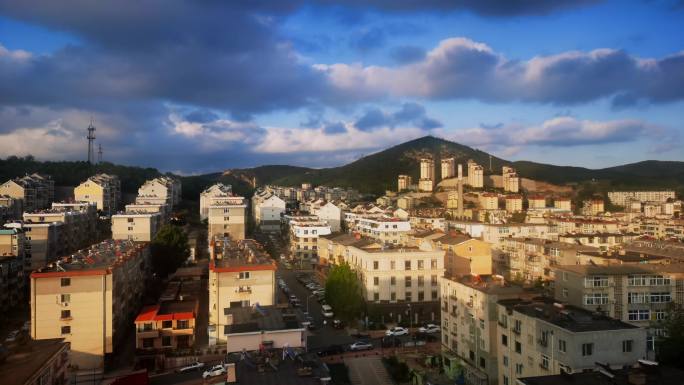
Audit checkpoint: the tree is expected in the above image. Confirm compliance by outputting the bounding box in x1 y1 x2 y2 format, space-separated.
656 305 684 369
150 224 190 278
324 262 364 322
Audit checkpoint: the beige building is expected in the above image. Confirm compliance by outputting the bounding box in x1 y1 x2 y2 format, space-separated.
442 158 456 180
582 199 605 215
0 174 54 213
288 218 332 264
480 193 499 210
505 195 523 213
608 190 676 206
0 251 26 312
467 160 484 189
208 237 277 345
0 195 22 223
73 174 121 215
5 221 62 271
398 175 413 191
440 275 533 385
527 195 546 210
111 211 162 242
502 166 519 193
553 198 571 211
419 158 435 192
207 195 247 241
30 240 150 370
125 202 170 223
137 176 182 207
24 202 99 254
352 215 411 244
497 298 646 385
199 183 232 220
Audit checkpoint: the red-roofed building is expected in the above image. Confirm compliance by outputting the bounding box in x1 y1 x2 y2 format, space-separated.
134 298 198 351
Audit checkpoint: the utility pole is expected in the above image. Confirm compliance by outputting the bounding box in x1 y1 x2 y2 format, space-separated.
87 118 96 164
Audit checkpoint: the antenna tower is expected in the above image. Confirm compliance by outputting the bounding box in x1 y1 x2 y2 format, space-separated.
98 144 103 164
87 118 96 164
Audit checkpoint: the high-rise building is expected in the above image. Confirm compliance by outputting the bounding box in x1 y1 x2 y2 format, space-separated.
441 158 456 180
419 158 435 192
73 174 121 215
502 166 520 193
397 175 412 191
467 160 484 189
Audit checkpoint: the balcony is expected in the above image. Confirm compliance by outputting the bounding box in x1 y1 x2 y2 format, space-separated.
136 329 160 338
512 328 521 335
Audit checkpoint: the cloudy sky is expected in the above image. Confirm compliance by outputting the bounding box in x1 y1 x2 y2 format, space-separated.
1 0 683 174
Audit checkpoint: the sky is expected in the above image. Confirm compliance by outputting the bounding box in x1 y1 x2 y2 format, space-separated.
0 0 683 174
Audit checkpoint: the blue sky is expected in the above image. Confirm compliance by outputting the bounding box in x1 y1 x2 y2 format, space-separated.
0 0 683 174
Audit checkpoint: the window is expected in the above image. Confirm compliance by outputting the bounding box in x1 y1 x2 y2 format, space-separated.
655 310 667 320
649 275 670 286
61 326 71 335
581 343 593 356
60 278 71 287
142 338 154 348
405 261 411 270
501 334 508 346
128 218 134 223
60 294 70 303
628 292 648 304
515 363 523 375
558 339 566 353
390 261 395 270
479 319 485 329
431 291 438 300
622 340 633 352
128 226 133 231
141 323 153 331
647 336 655 352
584 293 608 305
373 261 379 270
541 354 549 370
162 320 172 329
405 276 412 287
628 310 650 321
503 355 509 367
503 375 509 385
650 292 672 303
431 275 438 286
562 288 568 298
479 357 486 368
418 291 424 301
431 259 437 268
374 292 379 301
162 336 171 346
391 292 396 301
239 271 250 279
515 341 521 354
469 350 475 361
405 291 412 302
513 319 522 333
390 276 396 285
418 276 424 287
61 310 71 319
177 320 190 329
585 276 608 287
374 277 379 286
417 260 424 269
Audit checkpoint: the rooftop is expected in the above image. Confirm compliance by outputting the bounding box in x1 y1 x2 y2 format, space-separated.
519 361 684 385
554 263 684 276
32 239 146 276
0 338 69 385
223 306 301 334
499 297 639 332
452 274 531 295
135 300 197 322
210 237 275 272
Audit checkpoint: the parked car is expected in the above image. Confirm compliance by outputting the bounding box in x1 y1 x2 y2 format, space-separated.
317 345 345 357
349 341 374 351
202 364 227 379
418 324 440 334
321 304 334 318
332 319 344 329
385 327 409 336
177 361 205 373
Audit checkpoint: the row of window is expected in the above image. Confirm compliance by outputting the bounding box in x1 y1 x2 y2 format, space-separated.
373 275 439 287
628 309 666 321
501 330 633 356
372 259 439 270
371 290 438 302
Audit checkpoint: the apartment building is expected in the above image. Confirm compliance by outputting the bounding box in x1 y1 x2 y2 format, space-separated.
74 174 121 215
608 191 676 207
208 237 277 345
24 203 99 253
527 196 546 210
30 240 150 369
327 235 445 322
480 193 499 210
481 223 552 248
442 158 456 180
200 184 232 220
637 218 684 240
111 211 162 242
517 360 684 385
557 232 639 250
419 158 435 192
467 160 484 189
440 275 534 385
497 298 646 385
502 167 520 193
207 194 247 241
352 216 411 244
5 221 62 271
125 202 170 223
0 174 54 212
623 239 684 261
582 199 605 216
553 218 619 234
501 237 600 282
0 195 22 223
553 263 684 355
0 254 26 312
137 176 182 207
0 338 70 385
553 198 571 211
433 233 492 277
314 201 344 232
251 190 286 232
505 195 523 213
134 281 199 352
288 218 332 264
398 175 413 191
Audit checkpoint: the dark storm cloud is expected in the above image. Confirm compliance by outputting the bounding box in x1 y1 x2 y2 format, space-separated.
354 102 442 131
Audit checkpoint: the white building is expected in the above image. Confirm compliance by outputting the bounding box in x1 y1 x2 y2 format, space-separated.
251 191 286 232
314 202 343 232
199 183 232 221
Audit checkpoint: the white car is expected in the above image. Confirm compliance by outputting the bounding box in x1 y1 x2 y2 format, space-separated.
177 361 205 373
349 341 374 351
202 364 226 379
321 304 334 318
385 326 409 336
419 324 440 334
